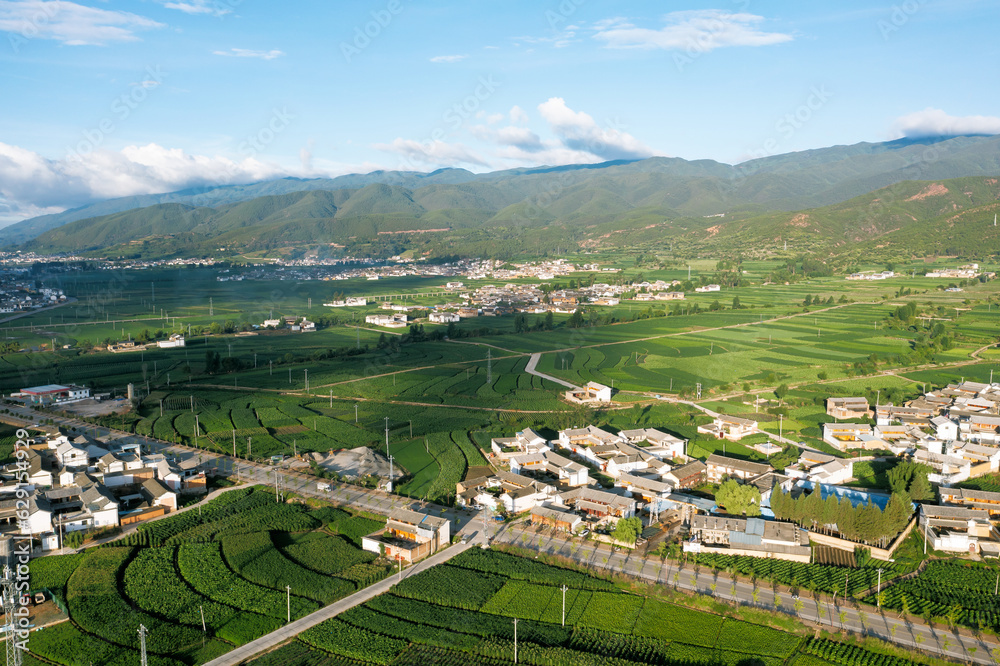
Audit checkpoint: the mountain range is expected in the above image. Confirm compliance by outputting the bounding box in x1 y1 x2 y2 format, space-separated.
10 134 1000 260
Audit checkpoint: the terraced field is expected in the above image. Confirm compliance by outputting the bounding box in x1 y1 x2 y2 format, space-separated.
28 487 391 666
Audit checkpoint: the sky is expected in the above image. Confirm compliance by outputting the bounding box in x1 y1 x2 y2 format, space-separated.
0 0 999 223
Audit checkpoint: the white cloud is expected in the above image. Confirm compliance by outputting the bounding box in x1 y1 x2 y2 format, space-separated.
892 108 1000 138
594 10 792 52
537 97 657 161
213 47 284 60
162 0 232 17
430 54 466 63
373 138 488 168
0 141 297 221
0 0 163 46
509 105 529 125
472 125 544 153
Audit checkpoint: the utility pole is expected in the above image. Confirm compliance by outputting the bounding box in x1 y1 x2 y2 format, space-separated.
194 415 199 447
138 625 149 666
200 606 206 633
487 349 492 383
330 389 333 408
514 618 518 664
388 455 394 493
562 585 567 627
304 369 309 392
355 404 358 423
876 568 883 608
384 417 390 459
286 586 291 623
409 420 412 438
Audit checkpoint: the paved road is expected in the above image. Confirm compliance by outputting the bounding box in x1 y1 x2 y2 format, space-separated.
525 352 579 389
203 541 479 666
492 522 1000 665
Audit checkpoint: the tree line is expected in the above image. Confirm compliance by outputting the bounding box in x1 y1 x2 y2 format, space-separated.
770 487 912 549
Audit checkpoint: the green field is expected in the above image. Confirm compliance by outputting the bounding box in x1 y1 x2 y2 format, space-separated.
29 487 390 666
252 547 948 666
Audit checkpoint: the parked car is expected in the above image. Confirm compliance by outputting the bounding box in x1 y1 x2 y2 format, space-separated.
579 529 590 537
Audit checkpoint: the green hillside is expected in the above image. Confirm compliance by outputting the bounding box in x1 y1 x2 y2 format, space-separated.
9 134 1000 251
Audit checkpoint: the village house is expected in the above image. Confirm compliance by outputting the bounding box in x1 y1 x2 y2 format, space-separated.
19 384 91 405
362 508 451 563
429 311 460 324
490 428 549 460
705 454 772 484
557 425 620 450
684 515 811 562
940 487 1000 517
663 460 707 489
697 415 758 441
618 428 687 459
783 451 854 486
509 450 589 487
157 334 186 348
920 504 1000 556
931 416 959 441
822 423 872 451
826 397 871 419
365 314 408 328
564 382 612 404
554 486 636 519
530 504 583 532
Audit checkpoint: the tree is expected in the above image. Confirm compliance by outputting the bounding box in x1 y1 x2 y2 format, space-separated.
716 479 761 516
612 516 643 545
544 312 554 330
774 384 789 401
732 296 742 309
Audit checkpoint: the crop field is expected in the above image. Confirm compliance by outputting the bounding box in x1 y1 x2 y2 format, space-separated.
261 547 934 666
525 303 959 394
875 560 1000 630
29 486 390 666
691 552 910 597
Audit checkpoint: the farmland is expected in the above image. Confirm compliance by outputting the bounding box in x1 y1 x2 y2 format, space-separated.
254 547 946 666
11 262 1000 505
28 486 391 666
874 560 1000 631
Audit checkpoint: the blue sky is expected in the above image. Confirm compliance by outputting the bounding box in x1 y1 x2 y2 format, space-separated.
0 0 998 222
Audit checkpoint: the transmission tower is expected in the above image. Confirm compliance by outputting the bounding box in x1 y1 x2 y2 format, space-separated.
2 566 21 666
487 349 492 383
138 625 149 666
696 382 702 399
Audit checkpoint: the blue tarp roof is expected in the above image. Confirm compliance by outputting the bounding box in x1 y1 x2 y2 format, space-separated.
795 480 892 510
